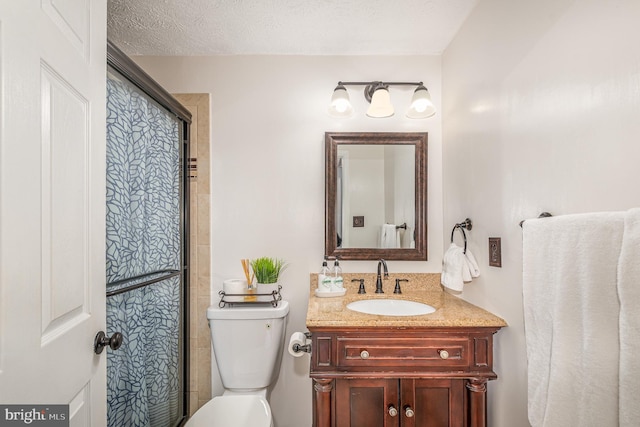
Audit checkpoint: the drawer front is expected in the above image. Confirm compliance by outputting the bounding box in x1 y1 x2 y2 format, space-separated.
337 337 470 368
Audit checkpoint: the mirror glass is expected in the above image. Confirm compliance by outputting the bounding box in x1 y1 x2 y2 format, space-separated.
325 132 427 260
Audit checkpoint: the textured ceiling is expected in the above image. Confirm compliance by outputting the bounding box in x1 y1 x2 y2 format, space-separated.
107 0 478 56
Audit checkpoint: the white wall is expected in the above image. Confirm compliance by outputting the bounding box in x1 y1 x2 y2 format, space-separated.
443 0 640 425
133 55 443 427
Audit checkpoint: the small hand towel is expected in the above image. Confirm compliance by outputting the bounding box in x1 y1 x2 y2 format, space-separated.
409 226 415 248
379 224 397 248
461 253 473 283
465 249 480 278
441 243 466 292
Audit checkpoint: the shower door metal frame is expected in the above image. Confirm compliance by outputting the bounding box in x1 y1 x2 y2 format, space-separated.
106 40 192 426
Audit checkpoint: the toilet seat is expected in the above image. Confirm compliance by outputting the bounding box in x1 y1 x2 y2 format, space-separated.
185 395 272 427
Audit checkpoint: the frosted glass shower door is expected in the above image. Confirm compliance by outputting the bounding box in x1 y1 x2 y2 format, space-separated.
105 67 184 427
106 275 182 427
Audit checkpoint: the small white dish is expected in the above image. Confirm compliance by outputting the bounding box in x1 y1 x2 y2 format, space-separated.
315 288 346 298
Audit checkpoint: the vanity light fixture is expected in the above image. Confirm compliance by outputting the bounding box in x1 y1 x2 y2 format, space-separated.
328 84 353 117
327 81 436 119
407 84 436 119
366 82 394 118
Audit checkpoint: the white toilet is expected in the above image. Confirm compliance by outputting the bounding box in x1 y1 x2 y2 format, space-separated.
186 300 290 427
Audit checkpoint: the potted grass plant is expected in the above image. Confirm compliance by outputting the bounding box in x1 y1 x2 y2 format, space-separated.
250 257 286 301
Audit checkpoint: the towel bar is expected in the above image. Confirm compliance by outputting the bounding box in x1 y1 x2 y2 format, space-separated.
450 218 472 254
519 212 552 227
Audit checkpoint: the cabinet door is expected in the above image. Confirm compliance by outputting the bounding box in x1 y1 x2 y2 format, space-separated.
336 378 399 427
402 379 465 427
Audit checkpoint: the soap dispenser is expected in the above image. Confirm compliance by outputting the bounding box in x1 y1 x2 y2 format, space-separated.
331 257 343 290
319 257 332 291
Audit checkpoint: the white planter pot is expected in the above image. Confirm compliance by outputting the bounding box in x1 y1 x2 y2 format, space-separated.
256 282 280 302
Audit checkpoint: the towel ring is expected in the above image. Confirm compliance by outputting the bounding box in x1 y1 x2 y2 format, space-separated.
450 218 473 254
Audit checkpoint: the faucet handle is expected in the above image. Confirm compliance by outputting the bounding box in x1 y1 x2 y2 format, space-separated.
394 278 408 294
352 278 366 294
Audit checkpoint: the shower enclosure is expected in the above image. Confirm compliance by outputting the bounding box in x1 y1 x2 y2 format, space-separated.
105 42 191 427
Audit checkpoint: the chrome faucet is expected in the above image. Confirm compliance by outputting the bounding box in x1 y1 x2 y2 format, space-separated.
375 259 388 293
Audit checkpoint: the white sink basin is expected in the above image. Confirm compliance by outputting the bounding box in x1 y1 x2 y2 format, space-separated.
346 299 436 316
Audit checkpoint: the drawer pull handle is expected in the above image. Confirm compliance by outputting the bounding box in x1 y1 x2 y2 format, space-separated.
439 349 450 359
388 405 398 417
405 406 415 418
360 350 370 359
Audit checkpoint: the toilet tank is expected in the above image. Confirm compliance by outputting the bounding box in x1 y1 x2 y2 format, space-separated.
207 300 289 391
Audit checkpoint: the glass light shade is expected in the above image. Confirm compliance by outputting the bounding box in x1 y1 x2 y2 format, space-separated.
328 85 353 117
366 87 394 118
406 85 436 119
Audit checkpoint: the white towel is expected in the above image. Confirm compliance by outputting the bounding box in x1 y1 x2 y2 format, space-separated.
465 248 480 278
523 212 624 427
461 252 473 283
618 208 640 426
379 224 399 248
408 226 415 248
441 243 466 292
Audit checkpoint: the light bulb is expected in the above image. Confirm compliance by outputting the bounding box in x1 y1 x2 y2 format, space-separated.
334 99 349 113
328 85 353 117
406 85 435 119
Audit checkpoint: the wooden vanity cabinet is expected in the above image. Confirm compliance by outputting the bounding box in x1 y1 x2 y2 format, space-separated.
309 327 501 427
335 377 465 427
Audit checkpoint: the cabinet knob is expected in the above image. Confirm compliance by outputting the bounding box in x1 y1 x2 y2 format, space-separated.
438 349 449 359
405 406 415 418
388 405 398 417
360 350 370 359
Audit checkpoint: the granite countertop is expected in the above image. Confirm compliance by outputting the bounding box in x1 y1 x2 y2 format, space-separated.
306 273 508 329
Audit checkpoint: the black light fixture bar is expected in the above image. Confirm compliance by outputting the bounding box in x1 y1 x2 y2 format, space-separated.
337 81 426 104
338 81 423 87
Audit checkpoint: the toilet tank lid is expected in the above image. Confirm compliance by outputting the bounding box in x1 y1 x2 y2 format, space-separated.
207 300 289 320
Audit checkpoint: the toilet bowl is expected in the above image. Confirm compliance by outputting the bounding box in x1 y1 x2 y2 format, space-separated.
185 395 272 427
185 300 289 426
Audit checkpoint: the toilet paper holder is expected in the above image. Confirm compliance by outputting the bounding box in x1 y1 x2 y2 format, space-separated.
292 332 312 354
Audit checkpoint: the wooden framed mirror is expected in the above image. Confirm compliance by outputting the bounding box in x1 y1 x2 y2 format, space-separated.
325 132 427 261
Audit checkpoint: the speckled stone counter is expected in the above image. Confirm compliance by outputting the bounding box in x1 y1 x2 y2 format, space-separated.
306 273 507 328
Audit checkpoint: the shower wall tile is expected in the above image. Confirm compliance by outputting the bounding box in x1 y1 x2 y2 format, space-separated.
189 337 198 391
197 345 212 395
190 289 198 346
195 105 210 195
197 194 210 243
196 296 210 347
175 93 211 415
189 392 199 417
190 182 199 240
197 246 210 281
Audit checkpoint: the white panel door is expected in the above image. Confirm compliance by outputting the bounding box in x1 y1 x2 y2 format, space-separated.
0 1 107 425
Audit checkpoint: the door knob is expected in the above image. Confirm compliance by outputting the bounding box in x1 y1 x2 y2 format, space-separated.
94 331 123 354
404 406 415 418
388 405 398 417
